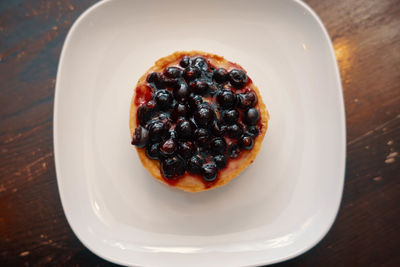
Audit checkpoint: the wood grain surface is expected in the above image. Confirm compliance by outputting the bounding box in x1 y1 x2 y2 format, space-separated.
1 0 399 266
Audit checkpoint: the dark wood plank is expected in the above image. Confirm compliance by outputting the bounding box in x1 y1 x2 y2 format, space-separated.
0 0 399 266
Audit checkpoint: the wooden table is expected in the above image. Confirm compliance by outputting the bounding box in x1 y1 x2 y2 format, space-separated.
1 0 399 266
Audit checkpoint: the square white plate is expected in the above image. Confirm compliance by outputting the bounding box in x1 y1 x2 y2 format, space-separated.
54 0 346 266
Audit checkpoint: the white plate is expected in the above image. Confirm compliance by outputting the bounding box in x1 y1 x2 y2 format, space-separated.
54 0 346 266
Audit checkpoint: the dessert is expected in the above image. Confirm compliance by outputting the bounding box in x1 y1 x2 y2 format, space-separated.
130 51 269 192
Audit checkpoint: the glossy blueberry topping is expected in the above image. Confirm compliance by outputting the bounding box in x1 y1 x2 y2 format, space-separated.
210 120 225 137
213 68 228 83
179 141 195 158
237 91 257 109
179 56 191 68
131 126 149 148
146 142 160 159
214 155 227 169
132 55 263 183
189 80 209 95
228 69 248 89
228 143 240 158
192 57 208 71
210 138 227 154
183 66 201 82
246 125 260 137
171 102 189 120
217 89 236 109
222 109 239 125
161 156 185 179
194 128 209 147
239 135 254 150
201 162 218 182
188 94 203 109
194 104 214 126
227 124 243 139
187 155 203 174
173 81 190 102
148 121 169 141
147 72 164 89
160 138 177 157
155 90 173 109
175 119 193 139
164 67 183 78
244 108 260 125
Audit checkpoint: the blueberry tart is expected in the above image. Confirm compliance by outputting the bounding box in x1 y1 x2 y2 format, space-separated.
130 51 269 192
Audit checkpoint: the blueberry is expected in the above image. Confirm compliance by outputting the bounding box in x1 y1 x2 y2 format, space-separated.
179 56 191 68
183 66 201 82
161 156 186 179
201 162 218 182
179 141 195 158
192 57 208 71
156 112 170 122
147 72 164 89
216 89 236 109
147 72 160 84
162 76 179 89
244 108 260 125
137 104 152 126
194 104 214 126
188 94 203 109
246 125 260 137
145 99 156 110
227 124 243 139
222 109 239 125
148 121 169 141
176 119 193 139
228 69 248 89
227 143 240 158
187 155 203 174
131 126 149 148
237 91 257 109
167 129 177 140
214 155 227 169
213 68 228 83
207 82 220 96
160 138 177 157
171 102 189 120
194 128 209 147
155 90 173 109
239 135 254 150
210 120 225 137
189 80 209 95
210 138 227 154
173 81 191 101
146 143 160 159
164 67 183 78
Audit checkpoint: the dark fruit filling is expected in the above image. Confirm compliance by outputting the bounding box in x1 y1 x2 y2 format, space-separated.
201 162 218 182
161 156 185 179
194 104 214 126
131 126 149 148
217 89 236 109
213 68 228 83
228 69 248 89
146 143 160 159
154 90 172 110
214 155 227 169
239 135 254 150
187 155 203 174
183 66 201 82
132 55 262 184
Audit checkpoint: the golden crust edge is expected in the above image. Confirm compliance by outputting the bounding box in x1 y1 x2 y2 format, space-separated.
129 50 269 192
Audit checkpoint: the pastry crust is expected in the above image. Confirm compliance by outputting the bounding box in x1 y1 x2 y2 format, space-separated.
130 51 269 192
